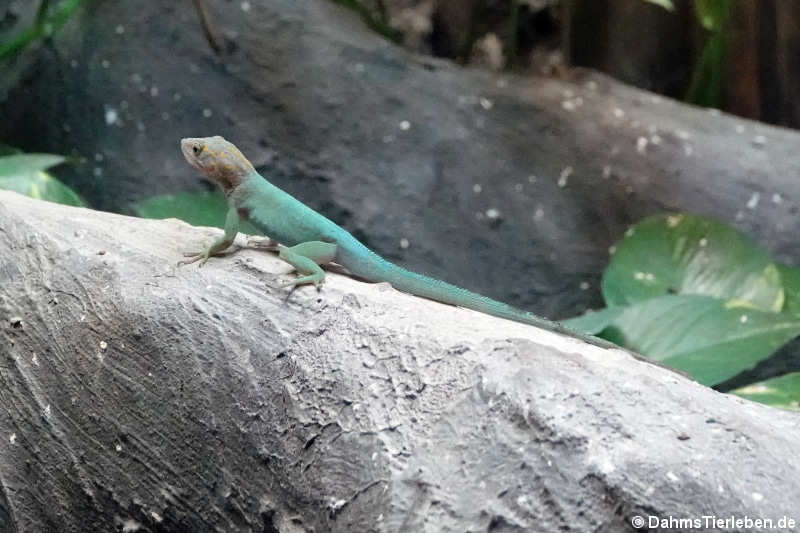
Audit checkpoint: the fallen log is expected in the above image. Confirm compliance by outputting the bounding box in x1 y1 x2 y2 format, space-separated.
1 191 798 532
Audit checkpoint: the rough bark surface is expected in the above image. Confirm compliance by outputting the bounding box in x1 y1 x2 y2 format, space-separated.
1 191 799 532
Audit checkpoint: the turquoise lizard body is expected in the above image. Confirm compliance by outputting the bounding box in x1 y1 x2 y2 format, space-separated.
179 135 599 343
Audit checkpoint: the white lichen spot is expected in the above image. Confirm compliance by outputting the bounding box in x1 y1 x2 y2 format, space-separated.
602 165 612 179
612 107 625 119
115 443 122 452
752 134 766 147
734 124 745 134
634 272 645 280
562 99 576 111
31 353 38 366
399 120 411 131
150 511 163 523
115 25 125 35
527 174 537 183
558 166 572 188
241 1 251 12
579 281 590 291
150 86 159 97
645 273 654 281
473 184 482 194
486 208 500 220
480 97 493 110
625 228 635 237
173 92 182 101
636 137 648 154
666 215 682 227
666 471 680 482
105 108 118 125
608 245 616 255
718 484 725 494
533 207 544 221
44 404 51 418
101 59 110 69
514 183 523 192
675 129 691 140
746 192 760 210
650 134 662 145
329 499 347 512
121 519 142 533
93 167 103 177
751 492 763 502
202 108 213 118
772 193 782 204
94 153 104 162
699 237 708 247
585 80 598 91
740 314 748 324
100 340 108 350
683 143 694 156
9 433 16 444
399 238 409 249
353 62 365 73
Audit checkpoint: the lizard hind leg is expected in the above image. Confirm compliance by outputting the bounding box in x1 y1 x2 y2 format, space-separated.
278 241 338 287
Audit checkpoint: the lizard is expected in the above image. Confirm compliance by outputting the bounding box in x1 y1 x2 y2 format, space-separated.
177 135 610 347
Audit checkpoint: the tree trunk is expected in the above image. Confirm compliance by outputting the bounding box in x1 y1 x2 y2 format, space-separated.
2 190 799 532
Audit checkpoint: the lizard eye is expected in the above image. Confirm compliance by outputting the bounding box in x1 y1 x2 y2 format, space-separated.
193 144 203 155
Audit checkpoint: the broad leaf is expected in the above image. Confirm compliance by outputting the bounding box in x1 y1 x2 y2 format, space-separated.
133 191 260 235
778 264 800 316
563 306 625 335
0 154 84 206
575 294 800 386
732 373 800 411
642 0 674 11
603 214 783 312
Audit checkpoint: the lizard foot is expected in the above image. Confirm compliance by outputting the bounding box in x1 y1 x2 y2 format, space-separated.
246 236 279 251
178 252 210 267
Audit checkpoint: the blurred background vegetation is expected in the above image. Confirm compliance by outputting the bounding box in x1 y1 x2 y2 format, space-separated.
1 0 799 410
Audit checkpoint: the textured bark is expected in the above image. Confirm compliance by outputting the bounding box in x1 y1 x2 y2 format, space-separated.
2 191 800 532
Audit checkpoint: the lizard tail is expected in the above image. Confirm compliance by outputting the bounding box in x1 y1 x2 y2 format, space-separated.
337 244 569 333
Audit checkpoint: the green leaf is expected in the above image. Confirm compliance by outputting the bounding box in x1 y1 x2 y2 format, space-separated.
778 264 800 316
642 0 675 11
132 190 260 234
0 153 65 174
731 373 800 411
0 153 84 206
563 306 626 335
587 294 800 385
694 0 728 31
603 213 783 312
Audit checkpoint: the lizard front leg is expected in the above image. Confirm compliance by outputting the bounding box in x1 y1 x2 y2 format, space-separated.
178 206 240 267
278 241 337 287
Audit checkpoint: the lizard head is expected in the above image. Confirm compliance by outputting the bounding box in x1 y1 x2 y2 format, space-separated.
180 136 255 193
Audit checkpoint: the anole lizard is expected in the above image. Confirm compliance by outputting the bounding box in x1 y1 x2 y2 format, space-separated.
178 135 607 346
